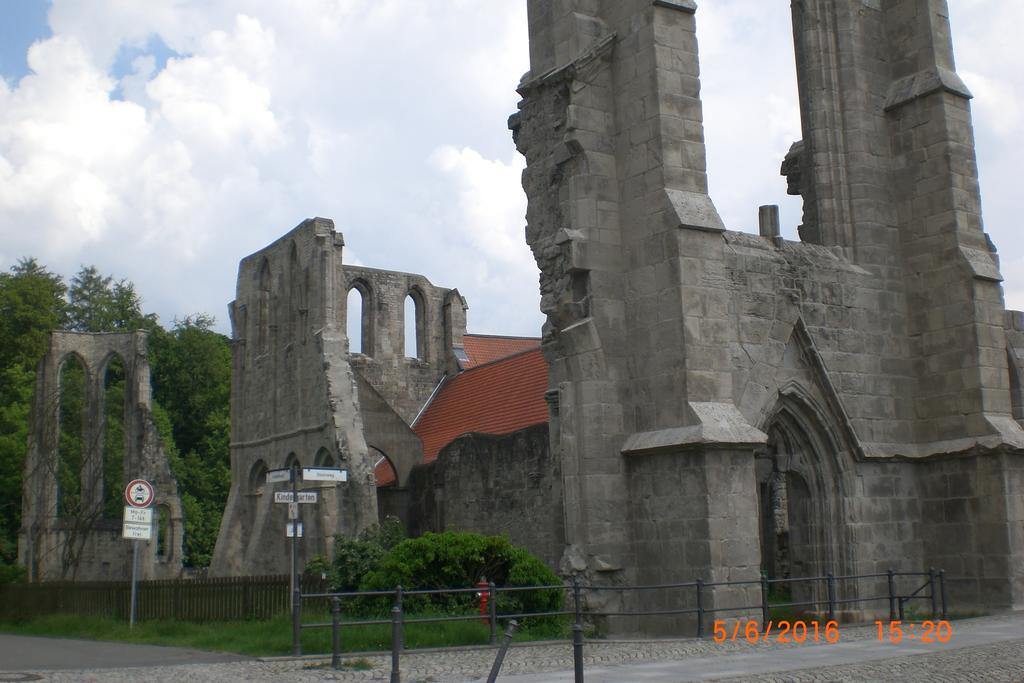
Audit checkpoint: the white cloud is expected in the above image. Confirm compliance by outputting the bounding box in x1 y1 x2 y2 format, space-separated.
0 0 1020 341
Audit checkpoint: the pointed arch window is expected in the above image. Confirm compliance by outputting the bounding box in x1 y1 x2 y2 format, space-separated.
56 354 87 518
404 289 425 360
101 353 127 518
347 282 373 355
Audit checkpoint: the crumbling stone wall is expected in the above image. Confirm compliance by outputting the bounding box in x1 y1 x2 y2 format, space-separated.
211 218 466 575
512 0 1024 624
19 331 184 581
405 424 563 568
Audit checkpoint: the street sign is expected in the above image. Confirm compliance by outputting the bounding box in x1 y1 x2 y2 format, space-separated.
302 467 348 482
273 491 318 504
266 468 291 484
124 479 155 508
288 502 299 520
122 522 152 540
123 506 153 524
286 522 304 538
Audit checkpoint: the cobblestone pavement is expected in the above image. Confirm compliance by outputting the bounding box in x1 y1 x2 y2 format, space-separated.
4 614 1023 682
716 638 1024 682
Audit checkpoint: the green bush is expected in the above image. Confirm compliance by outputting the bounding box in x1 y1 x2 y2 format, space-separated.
360 531 564 633
319 516 406 592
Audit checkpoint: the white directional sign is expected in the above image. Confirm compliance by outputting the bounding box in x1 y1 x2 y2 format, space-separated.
123 507 153 524
302 467 348 482
124 479 155 508
274 491 318 504
122 523 152 540
266 468 292 484
286 522 304 538
288 502 299 520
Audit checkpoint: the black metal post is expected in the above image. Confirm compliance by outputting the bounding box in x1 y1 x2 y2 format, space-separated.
826 572 836 622
390 605 402 683
395 585 404 651
488 581 497 645
939 569 948 619
760 574 769 627
331 596 342 670
929 568 938 619
487 619 519 683
695 579 704 638
887 569 897 621
572 577 582 625
571 621 584 683
572 577 585 683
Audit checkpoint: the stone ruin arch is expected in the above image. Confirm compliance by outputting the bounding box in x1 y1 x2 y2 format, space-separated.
19 330 184 581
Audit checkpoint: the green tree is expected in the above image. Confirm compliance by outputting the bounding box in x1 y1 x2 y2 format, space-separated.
0 259 67 572
148 316 232 566
66 265 157 333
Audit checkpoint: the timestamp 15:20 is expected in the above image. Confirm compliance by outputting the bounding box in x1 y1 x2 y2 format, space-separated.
875 620 951 643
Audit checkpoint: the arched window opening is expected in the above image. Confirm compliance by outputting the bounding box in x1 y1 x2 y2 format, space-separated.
371 447 398 488
314 448 335 468
101 354 126 518
57 355 87 518
404 290 425 360
256 258 271 354
249 460 268 494
347 286 368 355
156 504 171 560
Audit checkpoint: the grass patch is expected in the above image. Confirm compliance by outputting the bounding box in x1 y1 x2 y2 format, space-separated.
0 612 569 657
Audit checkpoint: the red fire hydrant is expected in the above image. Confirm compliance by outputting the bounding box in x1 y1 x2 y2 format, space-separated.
476 577 490 624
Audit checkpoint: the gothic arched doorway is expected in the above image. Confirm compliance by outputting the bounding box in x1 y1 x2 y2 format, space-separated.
757 386 855 610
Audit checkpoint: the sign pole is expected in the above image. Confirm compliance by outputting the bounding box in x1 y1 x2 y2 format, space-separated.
291 465 301 656
129 539 139 628
123 478 155 629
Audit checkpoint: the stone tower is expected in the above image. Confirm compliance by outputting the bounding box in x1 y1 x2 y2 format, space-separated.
511 0 1024 625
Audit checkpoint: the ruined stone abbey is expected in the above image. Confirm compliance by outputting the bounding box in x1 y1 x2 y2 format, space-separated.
20 0 1024 624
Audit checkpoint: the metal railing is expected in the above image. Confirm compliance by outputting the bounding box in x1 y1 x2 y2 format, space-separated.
296 567 948 682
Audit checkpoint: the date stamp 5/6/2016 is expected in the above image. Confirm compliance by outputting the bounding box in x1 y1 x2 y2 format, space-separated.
713 620 841 644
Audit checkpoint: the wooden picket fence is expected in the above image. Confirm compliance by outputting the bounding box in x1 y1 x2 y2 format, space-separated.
0 574 329 623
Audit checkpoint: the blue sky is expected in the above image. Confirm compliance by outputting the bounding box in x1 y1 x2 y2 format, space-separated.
0 0 49 81
0 1 1021 338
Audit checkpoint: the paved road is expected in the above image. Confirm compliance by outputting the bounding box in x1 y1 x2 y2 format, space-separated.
0 633 248 672
1 613 1022 681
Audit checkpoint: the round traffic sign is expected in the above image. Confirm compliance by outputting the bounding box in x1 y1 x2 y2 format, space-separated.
124 479 155 508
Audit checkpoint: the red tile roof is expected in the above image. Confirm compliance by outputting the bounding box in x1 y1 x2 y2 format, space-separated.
412 347 549 463
461 334 541 369
374 457 397 487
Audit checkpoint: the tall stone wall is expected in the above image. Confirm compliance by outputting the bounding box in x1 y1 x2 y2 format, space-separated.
512 0 1024 623
211 218 465 575
19 331 184 581
405 425 564 568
